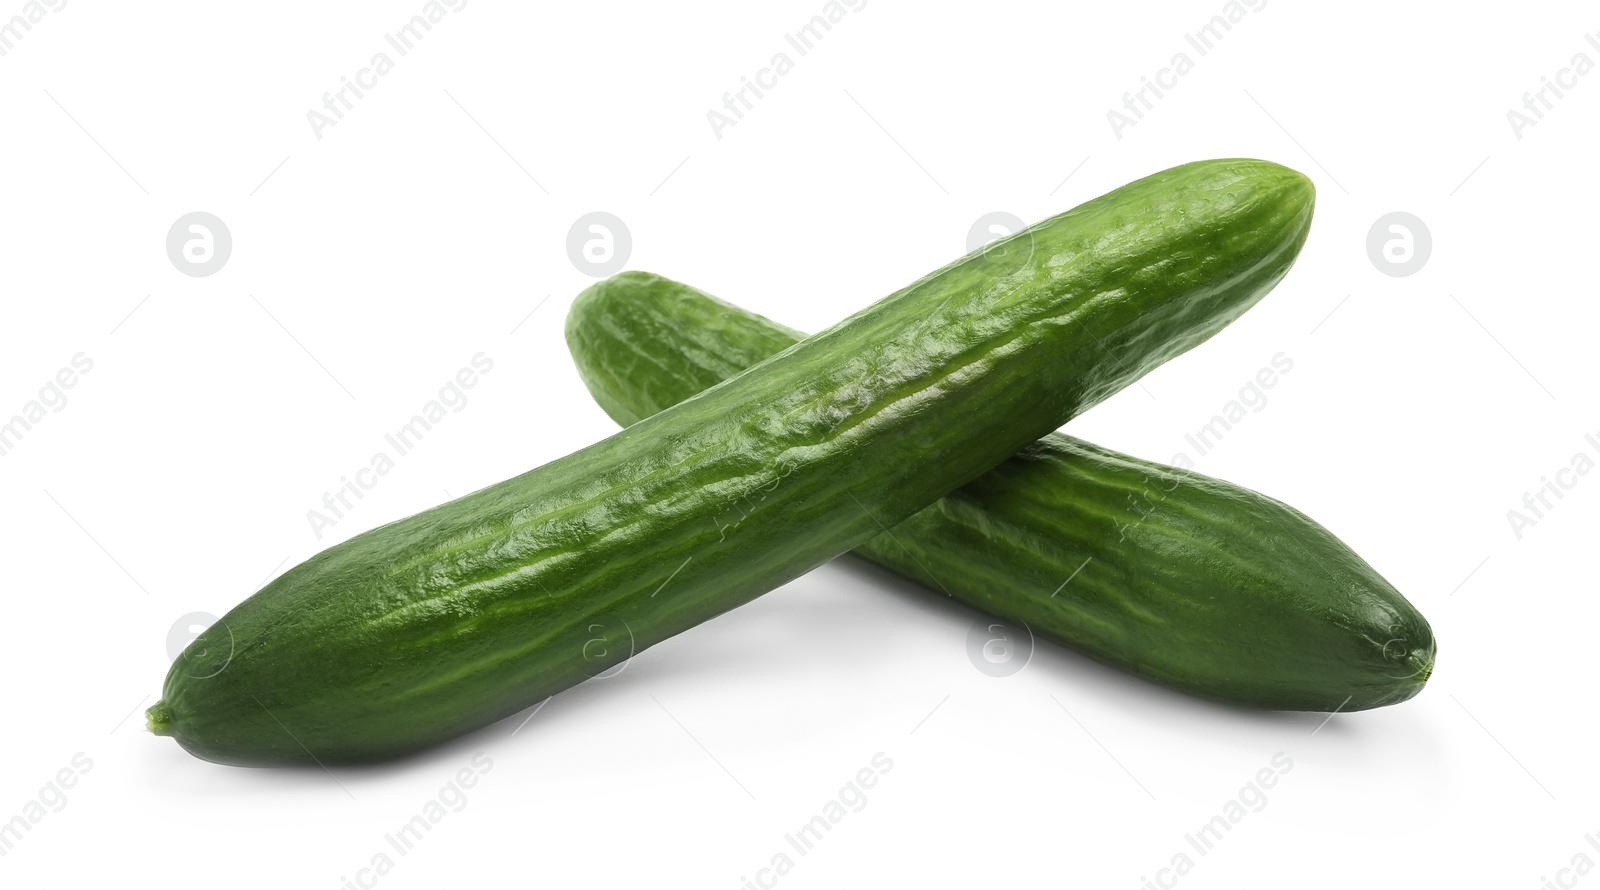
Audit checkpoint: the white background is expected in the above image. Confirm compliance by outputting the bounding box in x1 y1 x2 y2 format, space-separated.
1 1 1595 887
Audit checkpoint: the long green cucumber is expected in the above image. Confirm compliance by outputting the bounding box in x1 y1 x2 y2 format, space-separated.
564 277 1434 711
151 159 1314 765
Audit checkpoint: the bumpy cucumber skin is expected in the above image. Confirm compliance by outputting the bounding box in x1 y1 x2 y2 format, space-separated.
565 281 1435 712
154 159 1314 765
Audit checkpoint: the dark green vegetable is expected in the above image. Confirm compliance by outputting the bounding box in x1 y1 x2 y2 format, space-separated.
151 159 1315 765
564 276 1433 711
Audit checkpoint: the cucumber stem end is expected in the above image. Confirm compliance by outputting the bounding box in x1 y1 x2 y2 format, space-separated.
146 700 174 736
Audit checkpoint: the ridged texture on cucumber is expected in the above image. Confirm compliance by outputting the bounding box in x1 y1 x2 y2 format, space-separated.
565 277 1434 711
153 159 1315 764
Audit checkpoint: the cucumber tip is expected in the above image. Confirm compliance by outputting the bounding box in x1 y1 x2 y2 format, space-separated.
146 700 174 736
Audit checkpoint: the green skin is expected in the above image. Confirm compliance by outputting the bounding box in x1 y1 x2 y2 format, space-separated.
568 277 1435 711
151 159 1314 765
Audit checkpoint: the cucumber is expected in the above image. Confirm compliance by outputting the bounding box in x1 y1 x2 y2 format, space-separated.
565 277 1434 711
151 159 1314 765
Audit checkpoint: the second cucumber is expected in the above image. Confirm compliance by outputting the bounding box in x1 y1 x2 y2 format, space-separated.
565 279 1435 711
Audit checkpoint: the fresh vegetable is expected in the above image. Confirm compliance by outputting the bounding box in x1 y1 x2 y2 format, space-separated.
150 159 1314 765
564 276 1433 711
